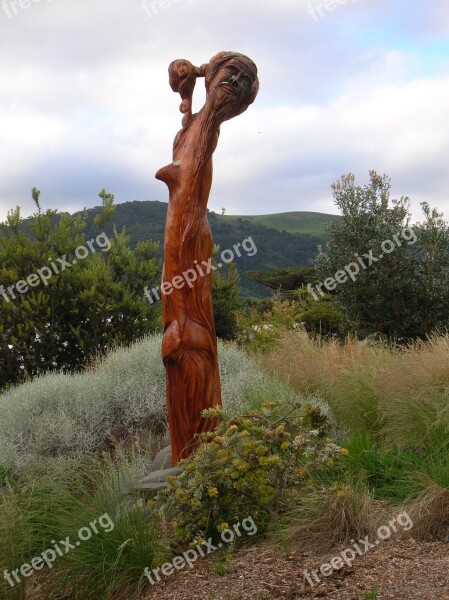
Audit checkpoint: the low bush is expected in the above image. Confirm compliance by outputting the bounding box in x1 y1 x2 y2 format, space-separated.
236 294 304 352
159 402 345 546
0 335 267 469
402 481 449 540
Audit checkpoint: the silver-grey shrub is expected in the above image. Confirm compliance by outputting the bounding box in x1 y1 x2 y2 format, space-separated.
0 335 267 468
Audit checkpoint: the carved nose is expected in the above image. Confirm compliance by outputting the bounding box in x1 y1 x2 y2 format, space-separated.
229 73 241 86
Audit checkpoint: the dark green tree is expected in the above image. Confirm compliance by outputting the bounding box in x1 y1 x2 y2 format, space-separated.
246 266 316 296
212 246 241 340
293 287 345 337
0 190 161 390
315 172 449 339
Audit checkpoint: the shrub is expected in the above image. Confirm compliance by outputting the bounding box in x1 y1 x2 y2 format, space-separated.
236 293 304 352
0 335 267 469
401 479 449 540
315 172 449 340
0 188 162 391
159 402 345 545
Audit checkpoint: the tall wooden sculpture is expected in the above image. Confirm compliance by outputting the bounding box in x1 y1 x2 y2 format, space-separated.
156 52 259 466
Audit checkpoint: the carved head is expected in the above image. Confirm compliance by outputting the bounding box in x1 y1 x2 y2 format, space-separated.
167 52 259 127
204 51 259 121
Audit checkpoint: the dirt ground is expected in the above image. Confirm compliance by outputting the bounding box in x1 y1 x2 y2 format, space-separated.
142 538 449 600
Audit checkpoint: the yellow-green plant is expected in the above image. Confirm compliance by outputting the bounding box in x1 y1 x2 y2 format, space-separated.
159 402 346 544
236 294 304 352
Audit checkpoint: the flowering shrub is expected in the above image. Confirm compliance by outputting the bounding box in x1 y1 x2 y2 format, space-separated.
236 291 344 352
159 402 346 544
236 294 304 352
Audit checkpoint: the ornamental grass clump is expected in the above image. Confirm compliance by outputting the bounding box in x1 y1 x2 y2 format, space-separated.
159 402 346 545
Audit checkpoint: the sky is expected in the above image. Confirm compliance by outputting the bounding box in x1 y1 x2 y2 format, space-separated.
0 0 448 222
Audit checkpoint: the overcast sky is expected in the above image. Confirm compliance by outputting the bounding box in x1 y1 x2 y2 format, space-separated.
1 0 448 222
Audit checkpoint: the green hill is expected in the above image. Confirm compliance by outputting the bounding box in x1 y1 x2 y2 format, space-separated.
222 211 339 236
78 201 339 297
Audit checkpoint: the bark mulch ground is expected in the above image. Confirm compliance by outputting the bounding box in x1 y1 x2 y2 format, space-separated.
142 538 449 600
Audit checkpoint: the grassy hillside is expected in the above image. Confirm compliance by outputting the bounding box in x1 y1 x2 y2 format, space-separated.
81 201 339 297
222 211 340 236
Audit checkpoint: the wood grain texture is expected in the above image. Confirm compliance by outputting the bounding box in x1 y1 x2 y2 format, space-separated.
156 52 259 465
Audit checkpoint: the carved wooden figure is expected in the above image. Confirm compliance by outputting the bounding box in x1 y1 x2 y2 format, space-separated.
156 52 259 465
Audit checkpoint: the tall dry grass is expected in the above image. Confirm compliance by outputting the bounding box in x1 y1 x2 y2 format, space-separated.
379 334 449 449
273 484 380 553
262 331 449 449
262 331 391 435
401 481 449 539
264 331 449 543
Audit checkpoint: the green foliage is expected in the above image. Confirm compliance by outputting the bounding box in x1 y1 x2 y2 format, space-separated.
338 434 420 503
315 171 449 339
49 460 166 599
211 548 232 576
160 402 344 544
246 266 316 292
0 189 162 390
237 288 345 352
212 249 241 340
292 286 345 336
326 430 449 507
0 454 167 600
237 293 304 352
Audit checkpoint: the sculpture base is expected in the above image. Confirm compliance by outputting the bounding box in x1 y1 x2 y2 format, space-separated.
151 444 173 471
135 445 181 493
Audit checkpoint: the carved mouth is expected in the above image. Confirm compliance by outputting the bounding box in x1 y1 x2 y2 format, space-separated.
218 81 239 98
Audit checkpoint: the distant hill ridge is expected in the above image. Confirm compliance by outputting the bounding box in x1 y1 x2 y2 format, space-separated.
222 210 340 236
80 200 340 297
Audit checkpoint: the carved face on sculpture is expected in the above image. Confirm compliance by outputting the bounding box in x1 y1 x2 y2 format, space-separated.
205 52 259 121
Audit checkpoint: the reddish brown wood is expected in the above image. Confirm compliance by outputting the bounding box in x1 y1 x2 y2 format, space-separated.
156 52 259 466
